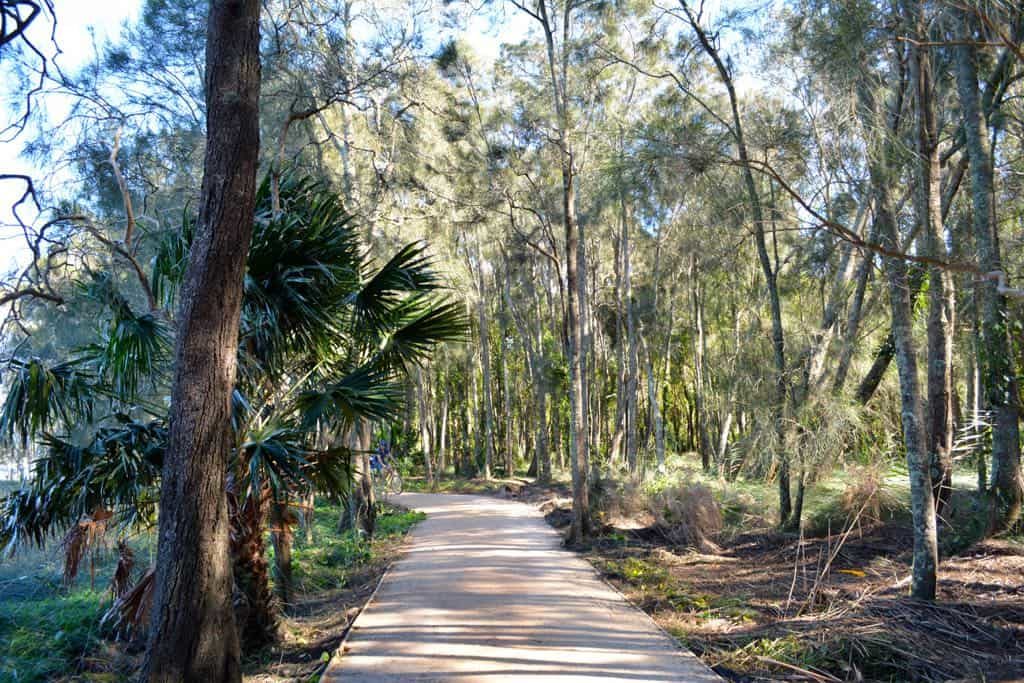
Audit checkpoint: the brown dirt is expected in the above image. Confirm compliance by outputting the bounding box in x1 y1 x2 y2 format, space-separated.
522 481 1024 682
243 527 415 682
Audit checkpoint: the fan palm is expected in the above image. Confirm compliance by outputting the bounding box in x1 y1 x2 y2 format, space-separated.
0 172 467 648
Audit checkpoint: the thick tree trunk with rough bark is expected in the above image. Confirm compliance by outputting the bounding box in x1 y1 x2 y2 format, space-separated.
143 1 261 679
954 19 1023 532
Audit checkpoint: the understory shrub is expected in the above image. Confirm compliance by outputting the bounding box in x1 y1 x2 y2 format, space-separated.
649 482 723 552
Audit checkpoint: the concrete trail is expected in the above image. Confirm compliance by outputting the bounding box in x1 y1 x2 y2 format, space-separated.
324 492 720 682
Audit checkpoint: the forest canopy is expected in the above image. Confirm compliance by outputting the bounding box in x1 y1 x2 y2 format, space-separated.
0 0 1023 681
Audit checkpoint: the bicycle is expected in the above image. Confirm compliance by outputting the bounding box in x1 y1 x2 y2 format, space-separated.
370 441 403 499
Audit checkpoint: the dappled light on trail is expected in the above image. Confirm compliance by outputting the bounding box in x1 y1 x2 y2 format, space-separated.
325 494 719 682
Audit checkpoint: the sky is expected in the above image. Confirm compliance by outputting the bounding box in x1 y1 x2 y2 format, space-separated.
0 0 755 277
0 0 142 271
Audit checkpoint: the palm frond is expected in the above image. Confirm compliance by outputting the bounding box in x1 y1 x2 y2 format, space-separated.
0 418 165 554
243 173 361 371
352 242 443 331
236 423 314 502
375 298 470 371
296 364 404 432
150 211 195 309
96 312 170 399
0 358 98 445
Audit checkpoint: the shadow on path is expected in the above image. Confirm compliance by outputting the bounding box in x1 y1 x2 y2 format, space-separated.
324 493 720 682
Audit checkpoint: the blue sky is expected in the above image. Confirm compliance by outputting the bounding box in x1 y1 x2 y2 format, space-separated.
0 0 754 276
0 1 142 272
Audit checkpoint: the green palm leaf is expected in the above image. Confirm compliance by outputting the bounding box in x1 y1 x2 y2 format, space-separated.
296 364 404 431
375 298 470 370
0 358 98 445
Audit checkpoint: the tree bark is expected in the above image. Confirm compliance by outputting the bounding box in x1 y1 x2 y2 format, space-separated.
954 16 1023 532
871 129 938 601
270 501 294 607
144 1 260 679
230 491 278 649
475 232 495 480
501 271 514 476
689 255 712 471
622 197 639 476
910 14 955 516
416 368 434 485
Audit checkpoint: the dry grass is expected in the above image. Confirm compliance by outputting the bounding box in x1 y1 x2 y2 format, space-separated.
521 471 1024 681
585 522 1024 682
649 482 723 553
838 465 902 527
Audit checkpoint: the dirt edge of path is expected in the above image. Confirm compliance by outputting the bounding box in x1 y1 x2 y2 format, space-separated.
243 508 423 683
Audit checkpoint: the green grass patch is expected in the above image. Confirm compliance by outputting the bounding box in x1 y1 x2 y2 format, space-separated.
0 496 424 682
0 589 111 682
283 502 425 594
600 555 758 624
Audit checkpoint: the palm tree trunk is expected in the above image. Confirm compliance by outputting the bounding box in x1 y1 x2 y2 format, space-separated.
270 501 294 607
230 491 278 648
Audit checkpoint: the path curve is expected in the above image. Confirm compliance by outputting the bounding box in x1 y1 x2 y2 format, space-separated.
324 492 720 682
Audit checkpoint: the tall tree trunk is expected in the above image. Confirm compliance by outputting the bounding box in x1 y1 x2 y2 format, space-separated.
565 162 591 541
526 0 591 541
682 4 790 524
910 10 956 517
467 339 480 476
855 264 927 405
269 501 295 608
475 234 495 480
501 273 514 476
833 215 880 395
438 392 449 476
610 224 626 466
868 93 938 598
954 17 1023 531
144 2 260 679
416 368 434 485
622 198 639 476
689 256 712 471
880 192 938 599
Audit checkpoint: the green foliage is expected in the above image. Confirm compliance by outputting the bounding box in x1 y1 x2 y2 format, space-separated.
282 502 424 593
244 174 360 371
0 590 109 683
0 358 98 446
0 418 165 552
0 172 465 556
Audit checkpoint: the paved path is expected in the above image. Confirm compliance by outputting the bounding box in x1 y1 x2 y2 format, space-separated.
324 493 719 682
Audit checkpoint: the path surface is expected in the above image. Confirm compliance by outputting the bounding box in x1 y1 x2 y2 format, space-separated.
324 492 720 682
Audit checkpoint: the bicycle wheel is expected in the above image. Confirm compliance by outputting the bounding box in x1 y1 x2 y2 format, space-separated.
388 469 403 495
372 470 387 500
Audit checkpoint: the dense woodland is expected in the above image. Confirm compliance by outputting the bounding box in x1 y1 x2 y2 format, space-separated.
0 0 1023 680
